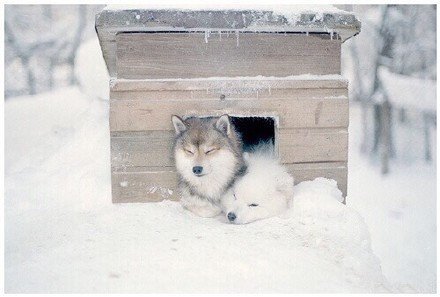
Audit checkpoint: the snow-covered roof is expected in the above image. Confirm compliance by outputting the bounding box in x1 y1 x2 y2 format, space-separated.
96 4 360 76
379 67 436 112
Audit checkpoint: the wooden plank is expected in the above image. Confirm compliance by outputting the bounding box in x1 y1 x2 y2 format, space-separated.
110 77 348 92
96 8 361 77
109 95 348 131
116 33 341 79
110 87 346 101
111 131 175 168
111 161 347 203
279 128 348 163
112 169 179 203
110 128 347 169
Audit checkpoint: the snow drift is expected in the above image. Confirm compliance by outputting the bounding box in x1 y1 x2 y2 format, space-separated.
5 80 390 292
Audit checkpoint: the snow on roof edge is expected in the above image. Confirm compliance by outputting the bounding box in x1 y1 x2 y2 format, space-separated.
104 4 352 14
110 74 347 82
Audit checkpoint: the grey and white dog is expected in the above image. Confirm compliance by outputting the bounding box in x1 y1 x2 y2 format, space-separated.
171 115 246 217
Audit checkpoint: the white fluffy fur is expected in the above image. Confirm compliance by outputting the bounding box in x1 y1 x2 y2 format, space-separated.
221 151 294 224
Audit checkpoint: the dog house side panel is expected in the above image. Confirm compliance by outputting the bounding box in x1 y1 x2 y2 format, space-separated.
109 78 349 202
111 161 347 203
112 169 179 203
111 129 348 168
278 128 348 163
116 33 341 79
109 91 348 132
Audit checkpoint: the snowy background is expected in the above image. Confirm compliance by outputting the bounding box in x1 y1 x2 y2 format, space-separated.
4 4 437 293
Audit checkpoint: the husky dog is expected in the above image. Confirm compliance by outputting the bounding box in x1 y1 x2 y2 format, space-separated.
221 146 294 224
171 115 246 217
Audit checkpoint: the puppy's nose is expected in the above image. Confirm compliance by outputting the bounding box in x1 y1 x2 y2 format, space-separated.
192 166 203 175
227 212 236 222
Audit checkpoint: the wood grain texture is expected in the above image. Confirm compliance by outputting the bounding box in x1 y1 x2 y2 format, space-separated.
109 78 348 132
109 94 348 132
110 78 348 92
96 8 361 76
116 33 341 79
278 128 348 163
112 168 179 203
109 97 348 131
110 128 347 169
111 162 347 203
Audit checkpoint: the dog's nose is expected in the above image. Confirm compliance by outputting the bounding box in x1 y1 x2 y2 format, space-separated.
227 212 236 222
192 166 203 175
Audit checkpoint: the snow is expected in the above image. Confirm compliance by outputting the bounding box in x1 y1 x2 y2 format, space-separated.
112 74 347 82
74 37 109 100
4 36 435 293
6 85 435 293
5 86 392 293
378 66 436 112
347 104 437 293
105 3 350 17
5 87 435 293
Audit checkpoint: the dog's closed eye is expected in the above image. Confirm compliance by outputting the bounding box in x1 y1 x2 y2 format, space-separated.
184 148 194 155
205 148 219 154
248 203 259 207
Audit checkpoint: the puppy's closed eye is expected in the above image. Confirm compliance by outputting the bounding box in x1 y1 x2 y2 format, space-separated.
248 203 259 207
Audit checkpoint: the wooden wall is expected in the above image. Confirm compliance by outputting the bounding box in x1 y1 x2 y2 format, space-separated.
116 33 341 79
110 77 348 203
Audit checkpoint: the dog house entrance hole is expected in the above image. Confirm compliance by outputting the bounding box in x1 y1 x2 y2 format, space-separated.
230 116 276 152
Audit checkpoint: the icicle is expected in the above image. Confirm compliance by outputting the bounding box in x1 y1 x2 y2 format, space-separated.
219 31 222 41
306 31 309 36
235 30 240 47
204 29 211 43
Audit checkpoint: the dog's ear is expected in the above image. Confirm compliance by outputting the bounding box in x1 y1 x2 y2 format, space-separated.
216 114 231 136
171 115 187 135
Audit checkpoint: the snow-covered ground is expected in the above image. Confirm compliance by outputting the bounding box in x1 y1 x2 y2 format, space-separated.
347 104 437 293
5 85 389 293
4 38 436 293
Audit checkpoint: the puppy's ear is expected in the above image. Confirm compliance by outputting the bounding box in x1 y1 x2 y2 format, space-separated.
216 114 231 136
171 115 187 135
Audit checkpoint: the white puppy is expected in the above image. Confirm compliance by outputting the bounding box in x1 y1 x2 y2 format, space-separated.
221 148 294 224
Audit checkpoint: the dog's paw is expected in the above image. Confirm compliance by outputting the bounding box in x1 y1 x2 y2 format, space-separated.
186 204 221 218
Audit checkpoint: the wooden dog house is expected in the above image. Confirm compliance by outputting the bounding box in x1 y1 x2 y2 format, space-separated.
95 5 361 203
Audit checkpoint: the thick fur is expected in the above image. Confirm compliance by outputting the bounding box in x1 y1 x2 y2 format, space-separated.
221 144 294 224
172 115 246 217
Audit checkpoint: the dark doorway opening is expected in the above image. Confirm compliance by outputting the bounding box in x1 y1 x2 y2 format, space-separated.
230 116 276 152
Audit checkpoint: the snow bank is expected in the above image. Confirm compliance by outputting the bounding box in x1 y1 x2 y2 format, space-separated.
348 104 437 293
378 67 436 112
105 3 349 16
74 37 109 100
5 87 389 293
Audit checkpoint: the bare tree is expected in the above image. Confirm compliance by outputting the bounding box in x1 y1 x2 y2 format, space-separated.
68 5 87 84
4 21 56 95
4 5 102 98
